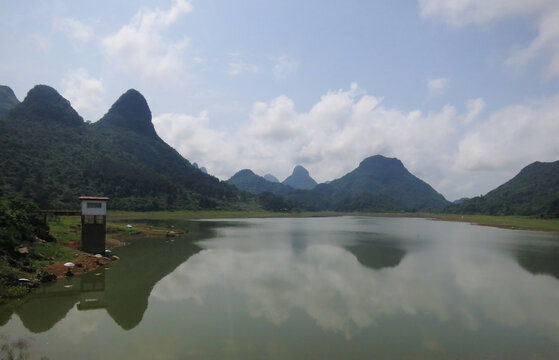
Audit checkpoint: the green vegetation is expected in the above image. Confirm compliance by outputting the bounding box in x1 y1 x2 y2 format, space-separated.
229 156 451 212
29 242 75 269
0 193 63 301
0 85 241 211
447 160 559 217
429 213 559 232
227 169 293 195
2 84 558 218
0 194 54 250
46 217 80 244
0 85 19 117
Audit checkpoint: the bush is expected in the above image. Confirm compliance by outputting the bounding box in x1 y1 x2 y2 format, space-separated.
0 194 53 252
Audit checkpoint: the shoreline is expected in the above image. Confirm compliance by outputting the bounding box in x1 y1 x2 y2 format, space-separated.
109 210 559 233
3 210 558 302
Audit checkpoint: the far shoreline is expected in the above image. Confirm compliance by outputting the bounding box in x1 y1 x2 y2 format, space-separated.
108 210 559 234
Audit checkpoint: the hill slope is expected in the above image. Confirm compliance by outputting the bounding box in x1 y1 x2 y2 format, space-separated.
446 160 559 216
0 85 20 117
317 155 449 212
0 85 238 210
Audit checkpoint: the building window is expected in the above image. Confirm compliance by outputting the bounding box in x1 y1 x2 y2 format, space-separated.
87 202 102 209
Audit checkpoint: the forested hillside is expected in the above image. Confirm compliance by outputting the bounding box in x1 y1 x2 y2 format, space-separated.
0 85 239 210
446 160 559 217
308 155 450 212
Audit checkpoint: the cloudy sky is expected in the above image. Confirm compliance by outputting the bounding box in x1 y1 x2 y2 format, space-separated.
2 0 559 201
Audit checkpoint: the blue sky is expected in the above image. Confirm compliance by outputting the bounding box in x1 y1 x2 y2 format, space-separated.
2 0 559 200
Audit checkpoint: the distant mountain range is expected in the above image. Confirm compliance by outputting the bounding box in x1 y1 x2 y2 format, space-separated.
227 169 292 195
1 83 557 216
263 174 279 183
228 155 450 212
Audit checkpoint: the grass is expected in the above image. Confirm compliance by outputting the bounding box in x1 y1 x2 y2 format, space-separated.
30 242 77 268
426 213 559 232
47 216 81 244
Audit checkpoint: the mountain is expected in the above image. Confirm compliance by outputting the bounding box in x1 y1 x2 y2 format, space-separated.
193 163 208 174
9 85 83 126
316 155 449 212
0 85 20 117
0 85 239 210
452 197 469 205
282 165 317 190
95 89 157 138
227 170 292 195
446 160 559 217
263 174 280 183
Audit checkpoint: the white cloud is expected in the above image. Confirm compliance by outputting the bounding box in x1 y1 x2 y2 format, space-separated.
272 55 299 79
464 98 484 124
101 0 192 81
53 18 94 42
454 94 559 172
418 0 552 27
153 111 237 174
61 68 105 121
153 82 559 200
419 0 559 79
228 61 260 76
29 34 52 52
506 6 559 78
427 77 450 97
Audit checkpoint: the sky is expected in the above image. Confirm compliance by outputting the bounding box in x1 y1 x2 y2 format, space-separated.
2 0 559 201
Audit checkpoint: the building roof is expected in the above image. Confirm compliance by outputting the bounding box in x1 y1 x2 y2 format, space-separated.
79 196 110 201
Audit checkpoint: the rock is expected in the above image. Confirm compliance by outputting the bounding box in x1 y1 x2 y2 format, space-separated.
38 273 57 283
16 247 29 255
21 266 36 273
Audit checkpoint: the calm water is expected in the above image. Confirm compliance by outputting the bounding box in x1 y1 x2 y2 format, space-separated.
1 217 559 359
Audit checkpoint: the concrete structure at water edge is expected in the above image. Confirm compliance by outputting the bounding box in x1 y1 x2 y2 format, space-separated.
80 196 109 254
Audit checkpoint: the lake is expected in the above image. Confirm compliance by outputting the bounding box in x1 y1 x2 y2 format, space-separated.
1 216 559 359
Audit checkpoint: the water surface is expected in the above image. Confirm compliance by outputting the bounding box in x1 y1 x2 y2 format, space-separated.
1 217 559 359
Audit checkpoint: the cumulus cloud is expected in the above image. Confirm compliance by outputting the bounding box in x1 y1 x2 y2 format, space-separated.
228 61 260 76
419 0 559 79
454 94 559 172
153 82 559 200
153 111 236 172
427 77 450 97
101 0 192 81
53 18 94 42
61 68 105 121
154 83 457 195
272 55 299 79
29 34 52 52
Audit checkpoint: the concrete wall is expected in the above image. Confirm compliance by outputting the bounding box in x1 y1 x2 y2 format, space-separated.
81 201 107 216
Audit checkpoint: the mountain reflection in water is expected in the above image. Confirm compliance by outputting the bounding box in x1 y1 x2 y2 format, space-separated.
1 217 558 360
4 226 206 332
